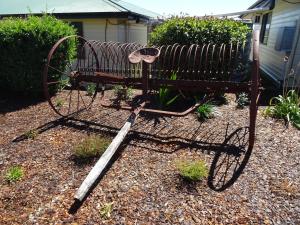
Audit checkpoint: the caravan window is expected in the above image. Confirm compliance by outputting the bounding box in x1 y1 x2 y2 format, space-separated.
260 13 272 45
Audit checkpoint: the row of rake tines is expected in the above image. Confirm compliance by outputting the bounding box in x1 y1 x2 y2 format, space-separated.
79 40 246 81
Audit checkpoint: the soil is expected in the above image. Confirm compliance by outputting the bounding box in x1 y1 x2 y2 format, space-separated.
0 91 299 224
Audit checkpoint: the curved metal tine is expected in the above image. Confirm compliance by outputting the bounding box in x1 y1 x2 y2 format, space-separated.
229 41 240 81
186 44 196 80
177 45 188 80
119 43 130 77
122 43 133 77
227 43 233 79
209 44 217 79
84 40 96 76
198 44 207 80
221 44 226 78
168 43 179 78
192 45 200 80
97 42 108 72
110 42 120 75
86 40 98 73
89 40 100 72
156 45 166 79
114 43 123 77
204 43 212 80
171 44 181 78
215 43 223 80
130 43 141 79
105 42 115 74
161 45 172 79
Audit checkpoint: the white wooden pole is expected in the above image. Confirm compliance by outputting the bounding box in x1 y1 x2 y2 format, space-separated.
74 104 144 201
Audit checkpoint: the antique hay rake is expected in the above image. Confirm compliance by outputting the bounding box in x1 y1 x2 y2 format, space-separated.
43 31 260 201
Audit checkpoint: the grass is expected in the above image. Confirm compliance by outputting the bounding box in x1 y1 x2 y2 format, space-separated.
24 129 38 139
5 166 24 183
100 202 114 219
196 103 215 121
74 135 111 159
264 90 300 129
175 159 208 182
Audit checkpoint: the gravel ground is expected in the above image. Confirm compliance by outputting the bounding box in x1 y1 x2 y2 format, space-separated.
0 92 299 224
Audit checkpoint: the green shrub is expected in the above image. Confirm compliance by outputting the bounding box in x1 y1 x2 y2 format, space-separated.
0 15 76 96
175 160 208 181
196 103 215 120
5 166 24 183
74 135 111 159
150 17 250 46
264 90 300 129
236 92 250 109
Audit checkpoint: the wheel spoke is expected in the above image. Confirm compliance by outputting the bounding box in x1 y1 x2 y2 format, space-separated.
48 65 69 76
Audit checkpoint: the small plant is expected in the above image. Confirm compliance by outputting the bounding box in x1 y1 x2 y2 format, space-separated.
236 92 249 109
196 103 215 120
74 135 111 159
86 83 97 96
24 129 38 140
55 98 64 108
100 202 114 219
5 166 24 183
158 72 180 108
58 77 71 92
175 160 208 182
264 90 300 129
113 85 133 101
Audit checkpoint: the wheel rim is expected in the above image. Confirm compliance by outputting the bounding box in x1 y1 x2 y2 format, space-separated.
43 36 99 117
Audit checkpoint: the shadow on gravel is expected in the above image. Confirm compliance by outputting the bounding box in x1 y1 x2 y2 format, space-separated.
12 116 253 212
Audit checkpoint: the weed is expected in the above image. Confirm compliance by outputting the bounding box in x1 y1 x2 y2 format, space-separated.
5 166 24 183
86 83 97 96
74 135 111 159
24 129 38 139
175 160 208 182
100 202 114 219
55 98 64 108
236 92 249 109
196 103 215 121
264 90 300 129
113 85 133 101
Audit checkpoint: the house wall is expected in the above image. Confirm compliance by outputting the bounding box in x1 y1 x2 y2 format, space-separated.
250 0 300 86
65 18 148 44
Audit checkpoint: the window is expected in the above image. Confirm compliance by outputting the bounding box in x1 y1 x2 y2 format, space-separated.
260 13 272 45
70 22 83 37
255 16 260 23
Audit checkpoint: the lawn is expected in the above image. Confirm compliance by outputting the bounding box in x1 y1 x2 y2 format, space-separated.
0 91 299 224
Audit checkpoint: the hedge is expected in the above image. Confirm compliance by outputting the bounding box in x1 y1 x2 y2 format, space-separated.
150 17 251 46
0 15 76 97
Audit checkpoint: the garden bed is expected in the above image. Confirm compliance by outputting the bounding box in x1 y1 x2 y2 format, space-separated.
0 91 299 224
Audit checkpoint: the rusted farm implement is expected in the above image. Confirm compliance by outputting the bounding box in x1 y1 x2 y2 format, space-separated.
43 31 260 201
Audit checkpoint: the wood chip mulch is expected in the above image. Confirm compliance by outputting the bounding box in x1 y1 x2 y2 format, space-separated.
0 92 299 224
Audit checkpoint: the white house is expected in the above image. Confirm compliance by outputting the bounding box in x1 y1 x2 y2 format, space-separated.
241 0 300 87
0 0 160 45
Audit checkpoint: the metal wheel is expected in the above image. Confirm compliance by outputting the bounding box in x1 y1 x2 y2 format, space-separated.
43 36 99 117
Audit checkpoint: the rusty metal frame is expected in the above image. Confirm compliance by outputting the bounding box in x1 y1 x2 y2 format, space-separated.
43 31 261 146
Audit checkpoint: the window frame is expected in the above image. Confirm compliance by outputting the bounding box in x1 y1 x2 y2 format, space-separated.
260 13 272 45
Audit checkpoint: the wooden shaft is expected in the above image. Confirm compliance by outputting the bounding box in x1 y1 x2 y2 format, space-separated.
74 103 145 201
